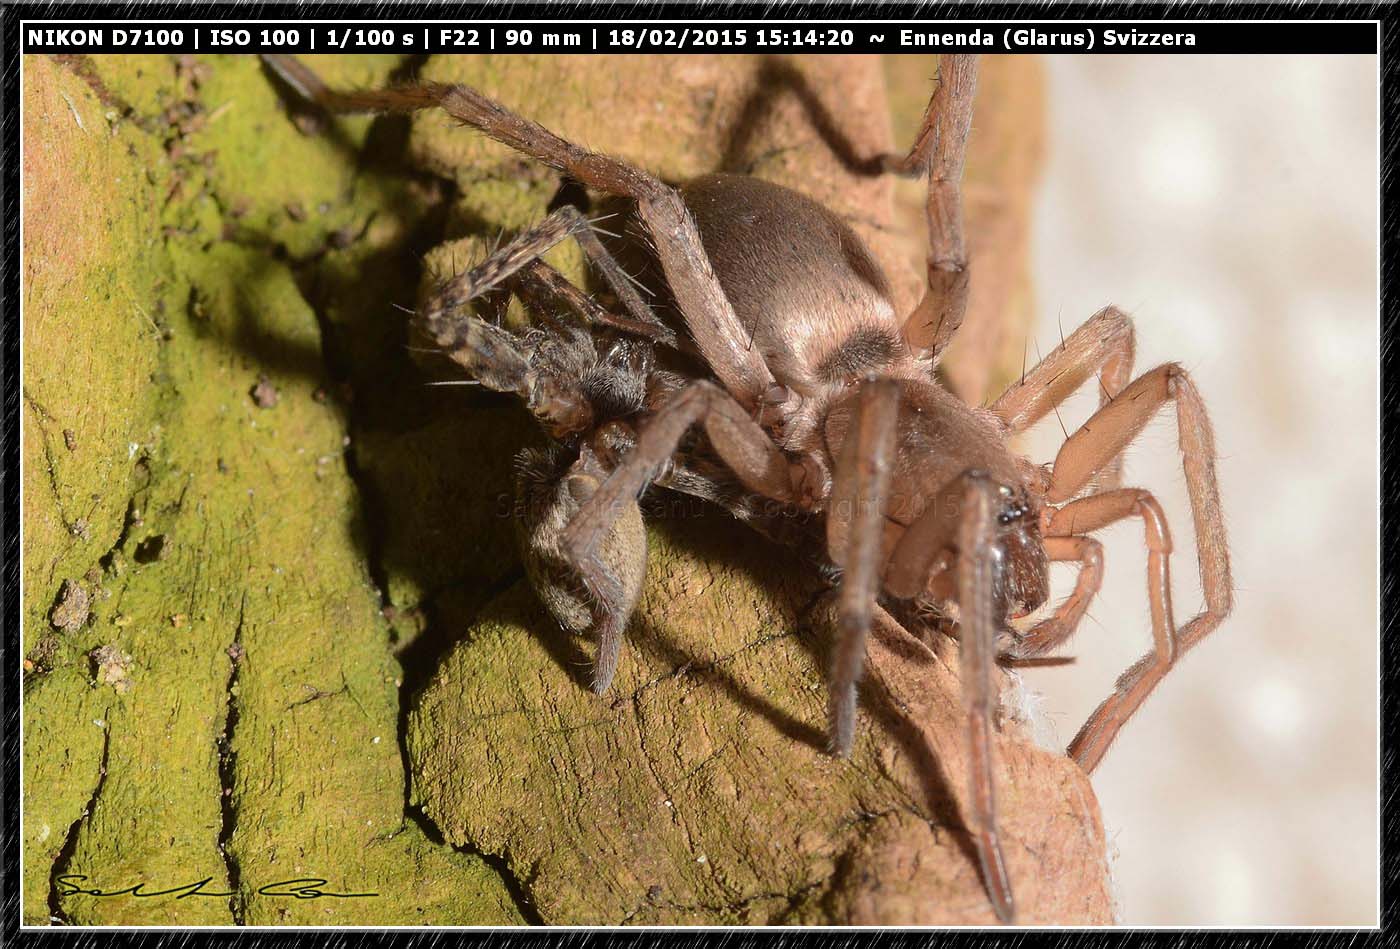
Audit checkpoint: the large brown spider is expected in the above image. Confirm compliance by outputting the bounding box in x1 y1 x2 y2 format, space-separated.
264 53 1233 923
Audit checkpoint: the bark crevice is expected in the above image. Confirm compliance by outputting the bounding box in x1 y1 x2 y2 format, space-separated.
47 708 112 925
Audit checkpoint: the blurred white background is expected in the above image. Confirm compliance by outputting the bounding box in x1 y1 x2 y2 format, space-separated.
1018 56 1378 925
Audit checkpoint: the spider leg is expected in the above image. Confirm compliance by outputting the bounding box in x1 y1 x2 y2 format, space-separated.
562 380 796 566
1040 364 1233 774
550 208 677 348
1012 535 1105 657
422 203 675 345
882 54 979 361
880 466 1016 923
264 54 776 406
415 215 601 438
423 206 576 324
653 449 817 551
953 472 1018 925
550 381 797 692
514 258 680 348
1041 490 1175 774
824 379 901 758
989 305 1136 490
515 446 646 694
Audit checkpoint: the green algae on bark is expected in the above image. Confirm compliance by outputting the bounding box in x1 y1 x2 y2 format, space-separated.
22 53 521 925
22 52 184 925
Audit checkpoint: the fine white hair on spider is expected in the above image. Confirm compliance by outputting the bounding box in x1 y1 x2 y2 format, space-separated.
262 53 1232 925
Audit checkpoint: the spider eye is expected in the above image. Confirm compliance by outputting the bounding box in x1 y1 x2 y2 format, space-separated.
997 499 1031 526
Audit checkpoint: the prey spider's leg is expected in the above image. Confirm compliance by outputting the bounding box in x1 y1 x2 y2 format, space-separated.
424 311 596 440
490 204 679 347
885 54 979 360
825 379 900 758
414 213 599 437
264 54 776 406
562 380 796 566
424 203 674 343
1042 363 1233 773
514 260 682 348
552 207 678 348
422 206 585 324
515 447 646 695
989 306 1136 481
955 473 1017 925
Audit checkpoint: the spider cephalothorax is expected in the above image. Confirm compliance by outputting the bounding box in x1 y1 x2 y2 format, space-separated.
266 53 1233 925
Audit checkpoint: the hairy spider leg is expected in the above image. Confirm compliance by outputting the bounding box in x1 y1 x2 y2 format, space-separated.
879 54 979 362
262 53 776 407
423 205 577 321
410 211 603 438
426 203 678 347
825 379 901 758
1035 363 1232 773
1013 535 1105 657
514 258 680 348
515 446 647 695
955 473 1019 925
990 305 1137 491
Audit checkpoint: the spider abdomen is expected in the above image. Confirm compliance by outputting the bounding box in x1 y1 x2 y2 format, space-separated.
682 173 909 395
